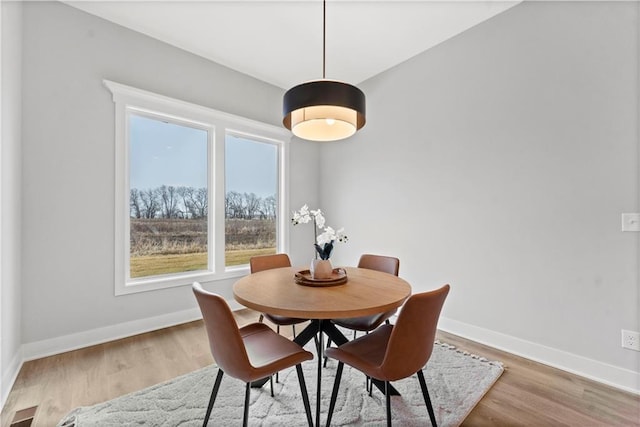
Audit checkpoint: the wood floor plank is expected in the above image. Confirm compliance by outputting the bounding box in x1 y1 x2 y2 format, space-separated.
438 330 640 426
1 311 638 427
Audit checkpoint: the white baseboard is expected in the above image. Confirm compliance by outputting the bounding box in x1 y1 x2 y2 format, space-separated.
20 299 244 362
21 307 204 361
3 303 254 412
1 349 23 412
438 316 640 395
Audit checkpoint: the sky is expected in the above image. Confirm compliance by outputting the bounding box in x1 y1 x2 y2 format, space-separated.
129 114 277 198
225 134 277 198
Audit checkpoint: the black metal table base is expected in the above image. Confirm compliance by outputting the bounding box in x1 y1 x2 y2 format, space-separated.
251 319 399 426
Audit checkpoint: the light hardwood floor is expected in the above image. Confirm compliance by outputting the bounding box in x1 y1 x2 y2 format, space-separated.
1 310 638 427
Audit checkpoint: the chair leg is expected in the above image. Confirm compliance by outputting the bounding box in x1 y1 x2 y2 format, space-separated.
270 375 274 397
385 380 392 427
203 369 224 427
325 361 344 427
242 382 251 427
323 337 332 367
276 324 280 383
295 364 314 427
316 326 324 426
258 313 264 323
292 324 297 338
417 370 437 427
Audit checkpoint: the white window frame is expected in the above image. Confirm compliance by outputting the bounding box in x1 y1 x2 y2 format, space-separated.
104 80 290 296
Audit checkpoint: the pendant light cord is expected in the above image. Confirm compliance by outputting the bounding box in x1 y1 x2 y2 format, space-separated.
322 0 326 79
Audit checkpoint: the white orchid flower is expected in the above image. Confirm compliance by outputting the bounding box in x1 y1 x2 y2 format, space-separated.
335 227 348 243
292 204 312 225
292 204 347 260
317 227 336 245
313 211 326 229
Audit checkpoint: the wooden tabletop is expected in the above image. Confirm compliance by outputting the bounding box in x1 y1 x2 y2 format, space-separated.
233 266 411 319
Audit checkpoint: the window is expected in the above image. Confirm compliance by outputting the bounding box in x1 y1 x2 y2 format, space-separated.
129 113 209 279
105 80 290 295
225 134 279 267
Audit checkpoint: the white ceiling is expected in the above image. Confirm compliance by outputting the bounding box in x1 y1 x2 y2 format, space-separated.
64 1 520 89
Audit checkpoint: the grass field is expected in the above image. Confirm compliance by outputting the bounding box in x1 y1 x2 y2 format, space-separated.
130 247 276 278
129 217 276 278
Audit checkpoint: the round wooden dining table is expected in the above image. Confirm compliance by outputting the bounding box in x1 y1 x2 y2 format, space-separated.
233 265 411 426
234 266 411 319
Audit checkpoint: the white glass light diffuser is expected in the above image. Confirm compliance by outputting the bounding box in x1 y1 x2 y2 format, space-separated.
290 105 357 141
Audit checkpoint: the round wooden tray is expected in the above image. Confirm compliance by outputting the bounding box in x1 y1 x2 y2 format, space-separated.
294 268 348 287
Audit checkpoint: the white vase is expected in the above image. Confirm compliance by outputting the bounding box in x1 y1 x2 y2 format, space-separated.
311 259 333 279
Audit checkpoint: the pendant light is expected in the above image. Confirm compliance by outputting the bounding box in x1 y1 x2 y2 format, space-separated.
283 0 366 142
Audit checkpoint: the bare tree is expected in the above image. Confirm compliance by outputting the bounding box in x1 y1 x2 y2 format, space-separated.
140 188 159 218
226 191 244 218
244 192 260 219
132 186 278 220
159 185 180 218
130 188 142 218
192 187 208 219
177 186 193 218
262 195 277 219
178 186 208 219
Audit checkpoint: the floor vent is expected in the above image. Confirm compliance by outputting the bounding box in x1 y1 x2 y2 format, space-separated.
10 406 37 427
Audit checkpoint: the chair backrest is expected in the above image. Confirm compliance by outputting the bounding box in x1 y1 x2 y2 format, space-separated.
192 282 251 379
358 254 400 276
250 253 292 273
381 284 450 381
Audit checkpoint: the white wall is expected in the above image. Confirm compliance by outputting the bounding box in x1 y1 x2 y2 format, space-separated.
288 139 323 266
1 0 23 407
18 1 319 356
323 1 639 392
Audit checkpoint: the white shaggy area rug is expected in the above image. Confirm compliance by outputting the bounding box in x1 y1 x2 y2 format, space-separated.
58 342 503 426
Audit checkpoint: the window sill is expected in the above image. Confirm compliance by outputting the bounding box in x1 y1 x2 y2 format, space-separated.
115 266 250 296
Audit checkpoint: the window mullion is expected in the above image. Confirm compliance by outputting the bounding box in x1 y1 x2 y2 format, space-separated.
213 126 227 272
278 141 290 254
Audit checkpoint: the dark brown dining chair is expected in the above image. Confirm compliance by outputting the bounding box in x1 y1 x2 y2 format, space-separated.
324 254 400 368
192 282 314 427
324 284 450 427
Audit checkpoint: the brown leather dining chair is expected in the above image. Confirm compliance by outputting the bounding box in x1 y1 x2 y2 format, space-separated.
332 254 400 335
250 253 313 382
250 253 309 338
324 284 450 427
192 282 314 427
324 254 400 368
